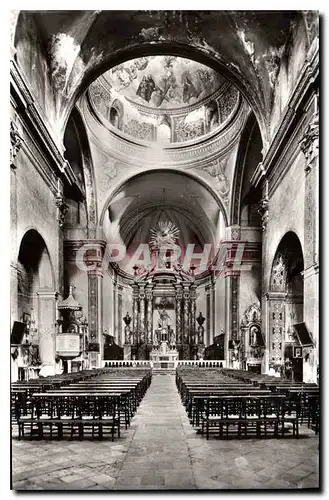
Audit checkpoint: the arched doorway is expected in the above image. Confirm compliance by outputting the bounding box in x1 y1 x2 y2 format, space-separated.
16 230 57 378
268 232 304 381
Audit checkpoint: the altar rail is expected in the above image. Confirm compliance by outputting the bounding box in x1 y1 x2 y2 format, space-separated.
102 360 151 368
102 360 226 369
177 360 226 368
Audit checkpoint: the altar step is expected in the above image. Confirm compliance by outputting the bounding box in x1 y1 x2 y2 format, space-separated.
152 368 176 375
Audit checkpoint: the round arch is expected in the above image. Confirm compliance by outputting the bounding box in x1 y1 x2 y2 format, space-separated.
61 42 268 147
269 231 304 294
231 112 263 225
17 229 55 319
66 107 98 237
267 231 304 380
99 167 229 228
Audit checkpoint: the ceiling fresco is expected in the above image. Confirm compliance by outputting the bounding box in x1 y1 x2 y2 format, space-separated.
103 56 225 109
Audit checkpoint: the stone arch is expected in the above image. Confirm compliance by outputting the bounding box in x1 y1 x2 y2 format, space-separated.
65 107 98 238
60 41 268 146
99 167 229 228
157 115 171 143
231 112 263 225
268 231 304 380
109 99 124 130
17 229 54 297
269 231 304 294
16 229 57 376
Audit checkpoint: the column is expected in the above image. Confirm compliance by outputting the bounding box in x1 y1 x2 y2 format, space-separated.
183 286 190 345
225 269 240 368
113 279 117 342
86 240 106 368
146 287 153 344
190 285 197 344
211 278 216 345
205 285 211 346
132 285 139 344
10 118 23 324
300 103 319 383
38 290 58 376
175 285 183 344
118 285 123 346
139 286 146 344
10 157 18 324
262 292 270 373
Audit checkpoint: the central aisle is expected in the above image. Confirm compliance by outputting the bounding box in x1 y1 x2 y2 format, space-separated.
115 373 197 489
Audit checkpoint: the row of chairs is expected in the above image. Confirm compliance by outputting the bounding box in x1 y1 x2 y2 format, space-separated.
17 395 121 441
200 395 300 440
176 367 301 439
222 368 320 434
13 368 152 441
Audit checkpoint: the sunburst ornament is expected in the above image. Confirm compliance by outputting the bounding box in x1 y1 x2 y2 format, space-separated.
149 221 180 250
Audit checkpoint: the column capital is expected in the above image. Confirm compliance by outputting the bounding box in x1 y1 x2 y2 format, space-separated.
84 240 107 276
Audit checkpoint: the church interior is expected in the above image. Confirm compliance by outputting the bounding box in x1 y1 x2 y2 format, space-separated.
10 10 319 491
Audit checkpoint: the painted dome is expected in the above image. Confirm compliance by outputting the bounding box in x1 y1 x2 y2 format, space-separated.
88 56 240 145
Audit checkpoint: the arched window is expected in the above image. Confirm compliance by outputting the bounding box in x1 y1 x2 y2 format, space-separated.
110 107 120 128
157 122 171 143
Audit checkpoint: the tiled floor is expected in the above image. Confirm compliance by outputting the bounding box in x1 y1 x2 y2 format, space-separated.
11 374 320 490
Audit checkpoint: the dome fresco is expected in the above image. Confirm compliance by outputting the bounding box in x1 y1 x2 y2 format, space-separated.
88 57 240 145
103 56 225 110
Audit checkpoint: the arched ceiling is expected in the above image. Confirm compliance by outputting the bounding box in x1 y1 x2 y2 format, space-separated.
14 10 308 144
104 170 225 275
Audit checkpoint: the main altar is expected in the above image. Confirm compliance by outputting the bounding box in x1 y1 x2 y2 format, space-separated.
150 299 179 369
121 221 206 362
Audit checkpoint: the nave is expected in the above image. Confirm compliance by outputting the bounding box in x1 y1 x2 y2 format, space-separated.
12 368 319 490
10 10 320 492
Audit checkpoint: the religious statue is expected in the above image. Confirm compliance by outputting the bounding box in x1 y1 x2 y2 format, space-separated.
249 324 262 346
170 330 176 348
123 312 132 344
159 308 170 329
231 339 241 363
196 312 205 344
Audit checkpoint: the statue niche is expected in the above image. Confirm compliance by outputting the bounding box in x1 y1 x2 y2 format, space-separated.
240 303 264 371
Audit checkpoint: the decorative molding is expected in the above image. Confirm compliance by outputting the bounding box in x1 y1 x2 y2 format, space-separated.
251 45 319 189
299 111 319 173
230 275 239 341
201 156 230 205
55 195 69 229
121 82 233 117
10 120 23 168
84 93 248 167
257 196 269 231
10 57 82 193
270 254 288 292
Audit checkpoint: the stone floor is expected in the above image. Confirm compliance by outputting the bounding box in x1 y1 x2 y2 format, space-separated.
11 374 320 490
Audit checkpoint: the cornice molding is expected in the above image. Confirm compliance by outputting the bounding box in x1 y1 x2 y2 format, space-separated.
251 42 319 189
10 57 83 195
83 95 249 168
114 82 232 117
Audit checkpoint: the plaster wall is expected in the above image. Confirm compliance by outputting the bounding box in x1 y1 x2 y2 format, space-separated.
263 153 305 292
